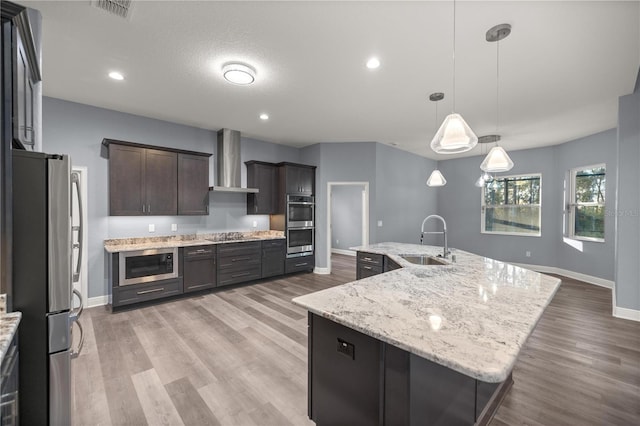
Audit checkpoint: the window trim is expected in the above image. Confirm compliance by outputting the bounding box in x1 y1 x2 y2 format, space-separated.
481 172 542 237
568 163 606 243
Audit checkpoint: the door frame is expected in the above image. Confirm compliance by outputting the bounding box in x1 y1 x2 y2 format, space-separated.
326 181 370 275
72 166 88 308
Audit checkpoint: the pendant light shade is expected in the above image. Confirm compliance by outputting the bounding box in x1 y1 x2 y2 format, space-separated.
480 146 514 172
431 113 478 154
427 169 447 187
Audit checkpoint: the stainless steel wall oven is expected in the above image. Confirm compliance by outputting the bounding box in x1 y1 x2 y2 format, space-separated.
119 248 179 285
287 195 314 228
287 227 314 257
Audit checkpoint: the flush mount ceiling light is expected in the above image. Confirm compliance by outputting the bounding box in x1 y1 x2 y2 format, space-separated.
430 0 478 154
366 57 380 69
259 113 269 120
108 71 124 80
222 63 256 85
480 24 514 173
427 92 447 187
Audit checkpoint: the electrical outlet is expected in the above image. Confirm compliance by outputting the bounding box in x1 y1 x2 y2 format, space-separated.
377 220 383 227
171 223 177 232
525 251 531 257
148 224 155 233
252 220 257 228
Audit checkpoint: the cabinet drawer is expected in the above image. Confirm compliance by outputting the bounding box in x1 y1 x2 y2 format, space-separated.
262 252 285 278
113 278 183 307
218 267 262 287
357 264 382 280
217 241 262 258
261 239 286 249
357 252 383 267
218 256 261 270
285 256 315 274
183 255 216 293
184 245 215 259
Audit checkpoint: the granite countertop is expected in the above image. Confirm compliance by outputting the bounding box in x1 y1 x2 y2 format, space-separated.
104 230 285 253
292 242 561 383
0 293 21 365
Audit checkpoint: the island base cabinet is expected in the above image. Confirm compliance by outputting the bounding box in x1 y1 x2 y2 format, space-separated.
308 313 513 426
309 314 382 426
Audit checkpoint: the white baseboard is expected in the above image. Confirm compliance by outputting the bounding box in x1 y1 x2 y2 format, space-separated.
87 295 109 308
331 248 356 257
613 306 640 322
511 263 614 289
314 266 330 275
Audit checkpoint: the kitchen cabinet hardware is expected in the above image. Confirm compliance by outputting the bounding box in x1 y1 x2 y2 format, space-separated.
137 287 164 295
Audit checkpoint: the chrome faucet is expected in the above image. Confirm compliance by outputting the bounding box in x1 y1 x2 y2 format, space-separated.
420 214 449 258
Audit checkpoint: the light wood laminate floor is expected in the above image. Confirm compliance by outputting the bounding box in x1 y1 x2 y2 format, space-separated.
73 255 640 425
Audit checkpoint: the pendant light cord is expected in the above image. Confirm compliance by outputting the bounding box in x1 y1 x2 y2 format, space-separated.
496 37 500 135
452 0 456 113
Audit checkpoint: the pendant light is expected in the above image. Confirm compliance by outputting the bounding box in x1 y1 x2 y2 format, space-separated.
430 0 478 154
480 24 514 173
427 92 446 187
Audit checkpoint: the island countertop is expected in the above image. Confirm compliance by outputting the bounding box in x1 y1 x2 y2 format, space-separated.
292 242 561 383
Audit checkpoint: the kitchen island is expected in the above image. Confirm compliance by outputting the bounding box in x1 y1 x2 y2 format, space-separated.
292 243 561 426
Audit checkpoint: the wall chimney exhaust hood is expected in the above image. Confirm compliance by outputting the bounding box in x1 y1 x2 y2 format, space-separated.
210 129 259 193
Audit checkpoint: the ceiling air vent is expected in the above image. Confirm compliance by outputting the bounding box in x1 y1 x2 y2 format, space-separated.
92 0 134 20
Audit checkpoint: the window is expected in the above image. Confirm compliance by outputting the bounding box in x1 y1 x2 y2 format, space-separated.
481 174 541 236
569 164 605 242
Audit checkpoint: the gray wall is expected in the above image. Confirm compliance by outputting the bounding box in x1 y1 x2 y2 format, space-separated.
437 129 617 281
331 185 363 251
42 97 299 298
615 91 640 311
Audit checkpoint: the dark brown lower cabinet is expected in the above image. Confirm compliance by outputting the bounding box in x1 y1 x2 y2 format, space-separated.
308 313 513 426
183 245 216 293
217 241 262 287
285 255 314 274
262 239 285 278
1 335 19 426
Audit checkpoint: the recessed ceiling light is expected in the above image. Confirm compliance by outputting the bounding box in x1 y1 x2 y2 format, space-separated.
222 63 256 85
259 113 269 120
108 71 124 80
366 57 380 69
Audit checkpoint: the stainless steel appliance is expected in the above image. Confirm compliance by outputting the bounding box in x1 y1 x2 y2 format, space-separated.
12 150 84 426
119 247 179 286
287 226 314 257
287 195 314 228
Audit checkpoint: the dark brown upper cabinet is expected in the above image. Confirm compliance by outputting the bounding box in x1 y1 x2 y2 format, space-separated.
245 161 277 215
178 153 209 215
278 163 315 195
104 139 211 216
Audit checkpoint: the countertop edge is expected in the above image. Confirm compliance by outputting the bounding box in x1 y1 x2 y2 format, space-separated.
0 312 22 365
104 235 286 253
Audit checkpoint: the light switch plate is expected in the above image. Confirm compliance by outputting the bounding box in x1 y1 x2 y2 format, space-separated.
377 220 383 227
171 223 177 231
149 224 155 233
252 221 257 228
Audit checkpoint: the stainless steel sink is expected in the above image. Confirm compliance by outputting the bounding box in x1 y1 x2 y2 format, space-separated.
399 254 447 265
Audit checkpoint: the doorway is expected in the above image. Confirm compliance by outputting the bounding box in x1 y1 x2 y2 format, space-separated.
327 182 369 274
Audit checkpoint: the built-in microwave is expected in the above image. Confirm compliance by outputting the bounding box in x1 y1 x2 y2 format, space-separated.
119 247 178 286
287 195 314 228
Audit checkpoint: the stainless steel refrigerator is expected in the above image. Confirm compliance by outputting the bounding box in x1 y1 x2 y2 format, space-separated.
12 150 84 425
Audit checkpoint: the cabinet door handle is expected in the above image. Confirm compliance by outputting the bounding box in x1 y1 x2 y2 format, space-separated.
188 283 211 290
295 262 308 267
231 257 251 262
363 266 372 270
363 257 372 261
231 272 251 278
137 287 164 295
142 204 146 213
148 204 151 214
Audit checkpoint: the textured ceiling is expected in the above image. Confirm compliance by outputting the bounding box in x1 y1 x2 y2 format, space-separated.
25 1 640 159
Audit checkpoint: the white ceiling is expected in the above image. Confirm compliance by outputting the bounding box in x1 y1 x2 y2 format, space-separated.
25 1 640 160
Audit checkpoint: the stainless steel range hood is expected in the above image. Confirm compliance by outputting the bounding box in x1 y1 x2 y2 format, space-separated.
211 129 259 193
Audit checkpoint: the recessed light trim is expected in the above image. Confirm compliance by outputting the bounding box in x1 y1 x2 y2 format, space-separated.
222 63 256 85
259 113 269 120
366 57 380 69
108 71 124 81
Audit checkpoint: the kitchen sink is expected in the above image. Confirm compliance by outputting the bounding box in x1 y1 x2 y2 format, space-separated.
398 254 447 266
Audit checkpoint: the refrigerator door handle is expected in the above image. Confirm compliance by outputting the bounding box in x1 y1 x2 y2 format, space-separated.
70 288 83 321
70 319 84 359
71 171 83 283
